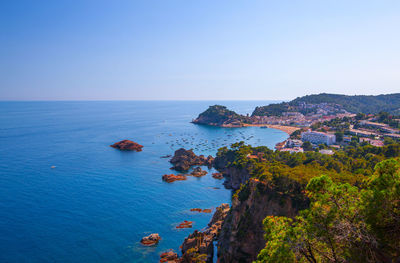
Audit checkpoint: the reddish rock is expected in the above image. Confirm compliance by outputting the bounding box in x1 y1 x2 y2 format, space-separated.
179 204 230 263
110 140 143 151
140 233 161 246
170 148 214 171
162 174 187 183
190 208 212 213
212 172 223 179
189 167 207 177
160 250 179 262
176 221 193 229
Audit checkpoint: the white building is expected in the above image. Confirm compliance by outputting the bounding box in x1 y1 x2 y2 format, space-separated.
286 139 303 148
319 149 334 155
301 131 336 145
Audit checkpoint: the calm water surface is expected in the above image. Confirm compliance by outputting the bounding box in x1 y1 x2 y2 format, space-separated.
0 101 287 263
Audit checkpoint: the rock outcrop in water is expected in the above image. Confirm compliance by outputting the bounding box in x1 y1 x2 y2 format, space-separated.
179 203 230 263
212 172 223 179
176 220 193 229
189 167 207 177
140 233 161 246
162 174 187 183
170 148 213 172
110 140 143 151
190 208 212 213
160 250 179 262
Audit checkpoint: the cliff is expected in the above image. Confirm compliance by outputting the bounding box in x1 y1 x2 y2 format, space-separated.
217 177 308 263
179 203 230 263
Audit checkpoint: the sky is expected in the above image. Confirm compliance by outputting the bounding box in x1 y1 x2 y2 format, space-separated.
1 0 399 101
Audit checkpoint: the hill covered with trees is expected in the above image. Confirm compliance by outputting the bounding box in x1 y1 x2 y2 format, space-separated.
252 93 400 116
192 105 250 127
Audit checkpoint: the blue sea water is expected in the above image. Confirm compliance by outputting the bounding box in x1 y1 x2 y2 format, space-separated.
0 101 287 263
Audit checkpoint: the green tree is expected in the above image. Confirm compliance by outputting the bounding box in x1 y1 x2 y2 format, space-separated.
334 131 344 143
302 141 313 151
256 158 400 263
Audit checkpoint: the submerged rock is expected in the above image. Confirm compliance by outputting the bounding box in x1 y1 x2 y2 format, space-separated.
140 233 161 246
162 174 187 183
110 140 143 151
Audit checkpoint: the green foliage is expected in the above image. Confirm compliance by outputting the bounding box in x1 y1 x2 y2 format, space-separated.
302 141 313 151
252 93 400 116
255 216 296 263
335 131 344 142
291 93 400 114
290 129 302 139
256 159 400 263
252 103 291 117
237 182 251 202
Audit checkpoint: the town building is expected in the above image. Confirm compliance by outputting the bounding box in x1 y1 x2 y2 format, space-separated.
360 138 384 147
319 149 334 155
285 139 303 148
301 130 336 145
279 147 304 153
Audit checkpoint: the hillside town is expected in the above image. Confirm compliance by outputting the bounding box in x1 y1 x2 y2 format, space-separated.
274 109 400 153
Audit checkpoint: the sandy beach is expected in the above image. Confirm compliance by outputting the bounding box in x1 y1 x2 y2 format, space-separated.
243 124 300 135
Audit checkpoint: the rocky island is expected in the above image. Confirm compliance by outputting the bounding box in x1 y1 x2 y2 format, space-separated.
110 140 143 151
192 105 250 127
170 148 213 171
140 233 161 246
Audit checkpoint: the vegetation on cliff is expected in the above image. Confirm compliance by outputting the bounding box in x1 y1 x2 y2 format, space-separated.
216 141 400 187
214 141 400 262
256 158 400 263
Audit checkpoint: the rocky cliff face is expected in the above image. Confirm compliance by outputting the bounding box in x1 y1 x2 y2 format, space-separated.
213 152 250 190
217 177 308 263
180 204 230 263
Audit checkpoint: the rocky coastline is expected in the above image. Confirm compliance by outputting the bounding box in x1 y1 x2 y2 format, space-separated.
179 203 230 263
159 145 308 262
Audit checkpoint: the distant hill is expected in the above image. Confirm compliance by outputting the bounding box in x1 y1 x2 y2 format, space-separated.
252 93 400 116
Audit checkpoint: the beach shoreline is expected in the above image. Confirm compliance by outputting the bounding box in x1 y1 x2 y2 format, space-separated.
243 124 300 135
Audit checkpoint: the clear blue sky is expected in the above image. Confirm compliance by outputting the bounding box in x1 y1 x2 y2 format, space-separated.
1 0 399 100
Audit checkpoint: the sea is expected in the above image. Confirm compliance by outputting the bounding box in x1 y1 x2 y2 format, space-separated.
0 101 288 263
